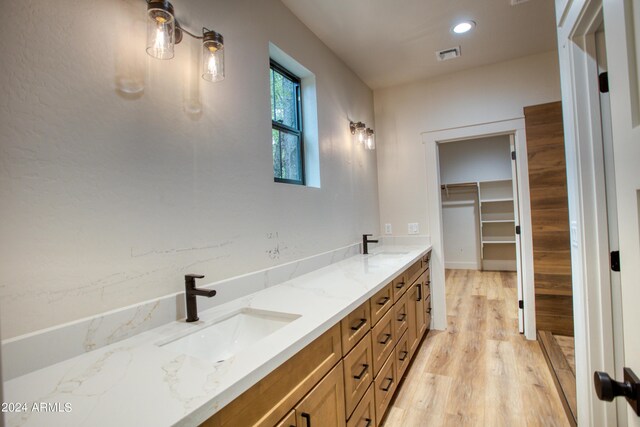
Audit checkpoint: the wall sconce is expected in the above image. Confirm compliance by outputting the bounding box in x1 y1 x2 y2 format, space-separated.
350 121 367 144
146 0 225 82
365 128 375 150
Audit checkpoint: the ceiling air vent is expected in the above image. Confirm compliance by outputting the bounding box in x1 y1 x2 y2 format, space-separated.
436 46 461 62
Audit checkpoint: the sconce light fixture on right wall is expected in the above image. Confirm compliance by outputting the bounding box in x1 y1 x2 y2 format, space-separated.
350 121 375 150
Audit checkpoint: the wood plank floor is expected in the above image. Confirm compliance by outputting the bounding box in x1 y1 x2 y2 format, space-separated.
382 269 570 427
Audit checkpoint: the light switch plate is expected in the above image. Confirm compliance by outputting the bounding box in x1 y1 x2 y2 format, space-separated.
408 223 419 235
570 221 578 247
384 223 392 234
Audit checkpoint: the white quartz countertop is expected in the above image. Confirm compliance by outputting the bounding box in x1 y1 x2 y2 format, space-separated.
4 244 431 427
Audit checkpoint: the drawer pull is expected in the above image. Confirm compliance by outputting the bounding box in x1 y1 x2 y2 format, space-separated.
395 280 405 289
364 418 372 427
353 363 369 380
378 333 392 345
399 350 408 361
301 412 311 427
377 296 390 306
427 307 432 314
381 377 394 392
397 313 406 322
350 318 367 331
416 283 422 301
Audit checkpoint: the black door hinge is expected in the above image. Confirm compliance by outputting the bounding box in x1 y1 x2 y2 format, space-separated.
515 225 521 235
519 300 524 309
611 250 620 272
511 150 516 160
599 72 609 93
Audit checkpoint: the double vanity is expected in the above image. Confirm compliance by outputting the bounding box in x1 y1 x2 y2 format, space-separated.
4 243 432 427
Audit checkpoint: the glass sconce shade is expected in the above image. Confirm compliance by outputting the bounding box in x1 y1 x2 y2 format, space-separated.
350 121 366 144
146 1 176 60
365 128 375 150
202 30 225 82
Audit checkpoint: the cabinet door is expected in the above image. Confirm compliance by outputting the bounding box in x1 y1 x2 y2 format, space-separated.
347 384 375 427
392 291 409 338
415 272 428 339
371 309 395 376
296 362 346 427
406 284 418 359
341 301 371 355
343 332 374 418
276 410 297 427
374 353 397 422
370 283 393 326
391 273 408 302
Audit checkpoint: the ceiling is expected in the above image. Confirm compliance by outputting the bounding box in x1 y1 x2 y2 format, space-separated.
280 0 558 89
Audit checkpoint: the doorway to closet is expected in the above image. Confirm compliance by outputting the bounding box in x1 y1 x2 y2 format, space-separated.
438 134 524 334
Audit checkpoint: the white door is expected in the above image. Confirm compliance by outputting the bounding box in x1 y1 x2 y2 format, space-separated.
602 1 640 424
510 136 525 333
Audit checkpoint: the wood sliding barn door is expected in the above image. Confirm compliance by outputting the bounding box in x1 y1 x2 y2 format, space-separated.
524 102 574 336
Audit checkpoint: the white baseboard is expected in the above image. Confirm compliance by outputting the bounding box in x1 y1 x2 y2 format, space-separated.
482 260 517 271
444 261 479 270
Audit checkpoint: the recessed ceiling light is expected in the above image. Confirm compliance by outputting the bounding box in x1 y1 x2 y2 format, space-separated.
452 21 476 34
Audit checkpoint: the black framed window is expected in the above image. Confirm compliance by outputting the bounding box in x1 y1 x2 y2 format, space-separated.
270 60 304 185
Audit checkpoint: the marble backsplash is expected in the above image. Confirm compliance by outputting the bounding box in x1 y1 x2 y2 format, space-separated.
2 242 364 380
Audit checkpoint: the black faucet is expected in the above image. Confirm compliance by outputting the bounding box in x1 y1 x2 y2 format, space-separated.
362 234 379 255
185 274 217 322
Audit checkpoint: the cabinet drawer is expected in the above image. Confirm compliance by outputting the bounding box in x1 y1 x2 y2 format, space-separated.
395 329 411 381
392 291 409 338
404 260 423 289
421 251 431 267
391 273 408 302
369 283 393 326
203 324 342 427
346 384 375 427
343 331 374 418
374 352 397 423
295 362 346 427
371 309 395 376
341 301 371 355
275 410 296 427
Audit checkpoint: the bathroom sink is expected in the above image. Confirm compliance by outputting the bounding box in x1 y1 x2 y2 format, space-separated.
159 308 300 363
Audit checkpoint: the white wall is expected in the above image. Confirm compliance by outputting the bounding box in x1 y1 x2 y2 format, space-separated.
0 0 379 339
439 135 512 184
374 51 561 236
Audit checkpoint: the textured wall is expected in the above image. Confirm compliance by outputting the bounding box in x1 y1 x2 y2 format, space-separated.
0 0 379 338
374 51 561 237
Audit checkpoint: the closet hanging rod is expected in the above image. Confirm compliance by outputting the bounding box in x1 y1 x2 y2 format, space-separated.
440 182 478 189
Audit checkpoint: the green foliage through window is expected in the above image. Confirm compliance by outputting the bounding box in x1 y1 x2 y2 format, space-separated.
270 61 303 185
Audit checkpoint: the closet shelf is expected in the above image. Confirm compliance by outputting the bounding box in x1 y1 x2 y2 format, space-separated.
481 219 515 223
482 239 516 244
480 197 514 203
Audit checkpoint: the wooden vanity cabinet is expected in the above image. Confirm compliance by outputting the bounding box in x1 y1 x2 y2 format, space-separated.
201 324 342 427
343 332 374 418
295 362 346 427
202 250 433 427
341 301 371 354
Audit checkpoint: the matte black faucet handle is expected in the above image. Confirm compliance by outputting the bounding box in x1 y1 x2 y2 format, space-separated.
363 234 373 237
185 274 205 279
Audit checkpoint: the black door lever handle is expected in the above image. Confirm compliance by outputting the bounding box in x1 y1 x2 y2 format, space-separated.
594 368 640 415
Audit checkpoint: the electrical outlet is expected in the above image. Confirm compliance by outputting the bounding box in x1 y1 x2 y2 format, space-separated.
408 223 419 235
384 223 392 234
